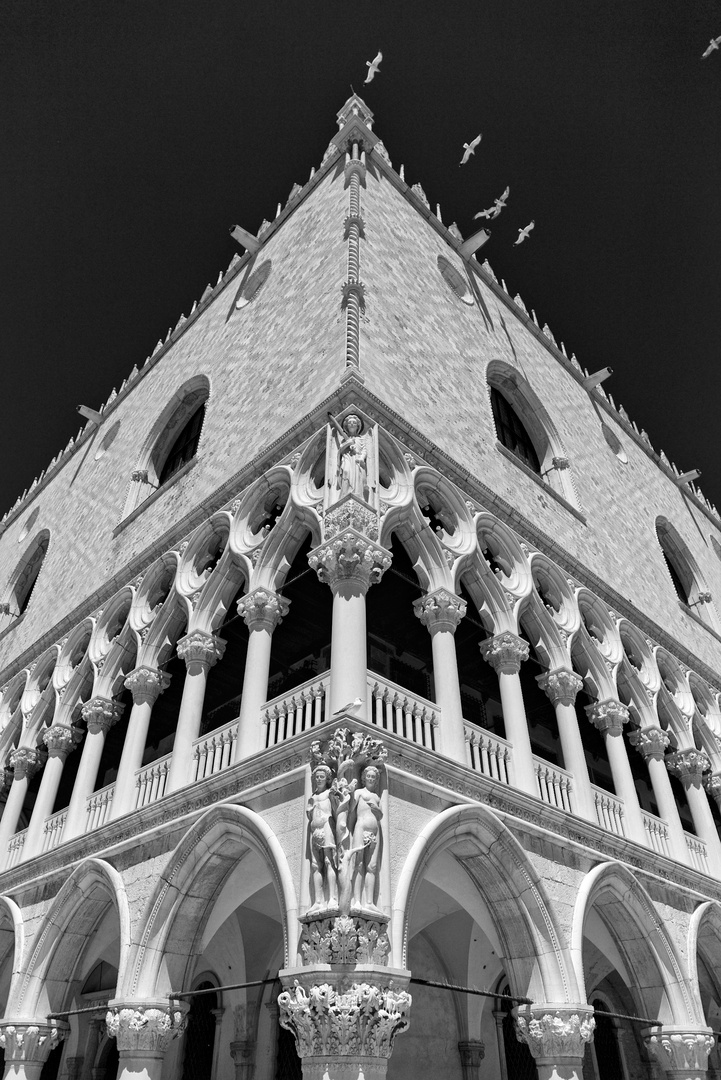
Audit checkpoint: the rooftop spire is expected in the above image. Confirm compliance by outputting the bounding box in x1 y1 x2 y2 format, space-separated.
336 94 374 132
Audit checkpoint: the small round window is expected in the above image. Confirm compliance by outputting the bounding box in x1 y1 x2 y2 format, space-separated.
601 423 628 464
236 260 272 309
18 507 40 543
437 255 474 305
711 535 721 563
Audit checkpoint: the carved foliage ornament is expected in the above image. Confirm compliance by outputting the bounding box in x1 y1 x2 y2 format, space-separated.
81 697 125 735
309 533 391 594
514 1007 595 1061
237 589 290 632
43 723 82 757
7 746 42 780
537 669 583 708
628 725 670 760
176 631 226 669
278 981 411 1060
667 748 711 784
479 631 529 675
300 915 390 966
644 1029 715 1071
0 1022 66 1062
585 699 630 737
413 589 466 636
105 1006 186 1054
124 667 170 706
324 499 379 542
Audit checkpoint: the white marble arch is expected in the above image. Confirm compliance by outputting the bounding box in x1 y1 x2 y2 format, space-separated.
0 895 24 1016
392 803 579 1004
572 861 702 1026
124 803 298 1002
11 857 130 1019
689 899 721 1066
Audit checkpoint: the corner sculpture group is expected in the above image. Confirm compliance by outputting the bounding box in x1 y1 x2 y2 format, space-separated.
307 729 386 917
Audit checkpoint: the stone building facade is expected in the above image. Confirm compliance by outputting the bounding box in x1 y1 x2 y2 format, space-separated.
0 95 719 1080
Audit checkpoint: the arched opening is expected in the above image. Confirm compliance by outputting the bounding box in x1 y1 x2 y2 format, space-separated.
691 905 721 1078
1 530 50 629
655 519 715 628
454 581 503 737
496 979 538 1080
490 386 541 474
180 977 220 1080
159 402 206 487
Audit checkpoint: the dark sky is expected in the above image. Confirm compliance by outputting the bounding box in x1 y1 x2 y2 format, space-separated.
1 0 719 520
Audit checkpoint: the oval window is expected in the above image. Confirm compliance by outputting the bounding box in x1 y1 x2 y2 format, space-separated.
601 423 628 464
437 255 474 305
236 260 272 309
18 507 40 544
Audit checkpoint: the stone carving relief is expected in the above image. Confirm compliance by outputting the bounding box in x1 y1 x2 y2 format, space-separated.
105 1005 186 1054
514 1007 595 1061
306 728 387 917
300 914 390 966
278 981 411 1059
0 1022 66 1063
644 1028 714 1073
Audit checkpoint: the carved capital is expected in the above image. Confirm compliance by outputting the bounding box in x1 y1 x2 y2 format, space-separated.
176 631 226 671
324 496 379 541
309 533 391 596
42 723 82 758
237 588 290 633
300 915 390 966
704 772 721 798
514 1006 595 1062
8 746 42 781
643 1026 714 1074
278 981 411 1060
628 725 670 760
479 631 529 675
537 669 583 708
229 1038 255 1080
667 748 711 786
458 1040 485 1080
413 589 466 635
81 696 125 735
0 1020 67 1063
585 699 630 737
124 666 170 706
105 1003 187 1054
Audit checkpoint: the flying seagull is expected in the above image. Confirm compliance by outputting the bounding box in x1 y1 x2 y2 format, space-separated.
459 134 482 166
702 35 721 58
514 221 535 246
474 186 510 220
364 51 383 83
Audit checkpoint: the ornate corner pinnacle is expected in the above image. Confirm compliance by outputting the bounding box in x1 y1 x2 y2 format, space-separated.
514 1006 595 1062
176 631 226 670
413 589 466 635
278 981 411 1061
124 666 170 706
237 588 290 633
628 725 670 760
105 1003 187 1054
341 280 366 314
343 214 366 240
344 158 367 189
584 699 630 737
81 697 125 735
7 746 43 781
479 631 529 675
43 723 83 758
643 1027 715 1072
536 669 583 708
666 748 711 785
309 533 391 596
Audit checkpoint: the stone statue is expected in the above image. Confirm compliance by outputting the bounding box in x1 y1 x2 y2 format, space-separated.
328 413 371 503
350 765 382 912
307 764 338 912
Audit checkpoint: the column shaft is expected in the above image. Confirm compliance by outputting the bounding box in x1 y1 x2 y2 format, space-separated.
116 1051 165 1080
166 664 210 794
234 590 289 761
645 755 690 863
414 589 467 764
685 784 721 873
329 588 368 719
497 671 537 795
0 777 31 869
63 729 105 839
602 733 646 844
23 754 65 858
555 701 596 820
111 699 153 818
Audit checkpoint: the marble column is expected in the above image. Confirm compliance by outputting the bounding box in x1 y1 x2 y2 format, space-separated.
166 631 226 794
667 749 721 874
537 668 595 821
63 697 124 840
110 667 170 819
279 977 411 1080
643 1025 714 1080
413 588 467 763
0 1020 67 1080
0 747 43 869
234 588 290 761
627 726 689 864
514 1004 595 1080
105 1002 187 1080
585 700 646 844
309 531 391 720
24 724 82 860
479 632 536 796
229 1039 255 1080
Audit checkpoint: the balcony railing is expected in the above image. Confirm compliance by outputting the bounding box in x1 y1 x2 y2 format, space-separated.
135 757 171 810
594 786 626 837
42 809 67 853
6 828 27 869
685 831 709 874
87 784 115 832
642 811 671 857
534 758 573 813
193 720 237 782
263 675 329 749
368 674 439 750
464 724 511 784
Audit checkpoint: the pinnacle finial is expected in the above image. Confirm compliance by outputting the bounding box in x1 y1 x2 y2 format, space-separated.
336 93 374 132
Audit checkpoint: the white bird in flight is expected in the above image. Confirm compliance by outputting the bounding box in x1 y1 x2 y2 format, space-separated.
364 51 383 83
459 134 482 166
702 35 721 58
514 220 535 246
474 186 510 220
